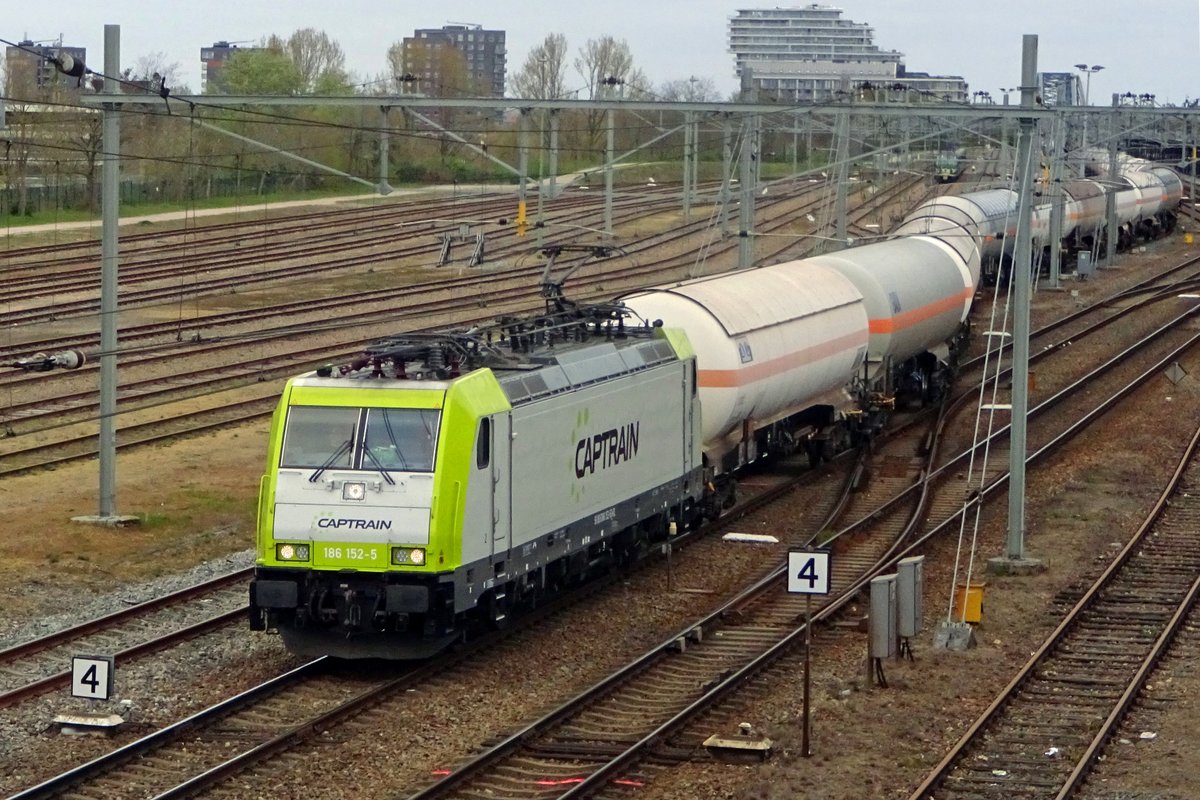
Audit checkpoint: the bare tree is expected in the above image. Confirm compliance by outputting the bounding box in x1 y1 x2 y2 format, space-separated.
574 36 635 100
658 76 720 102
510 34 569 99
284 28 347 92
130 52 187 93
384 42 416 95
572 36 637 152
1 62 40 216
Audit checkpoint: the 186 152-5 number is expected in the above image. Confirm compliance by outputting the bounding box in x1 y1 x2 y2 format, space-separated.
322 546 379 561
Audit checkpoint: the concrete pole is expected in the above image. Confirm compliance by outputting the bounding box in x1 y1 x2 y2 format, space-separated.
517 111 528 237
98 24 121 520
720 114 732 236
682 111 693 221
378 107 393 195
1105 94 1120 267
1047 111 1065 289
1191 119 1197 212
536 109 546 247
604 108 614 237
999 116 1011 178
689 115 700 209
548 111 559 202
834 109 850 248
1077 108 1089 179
1000 34 1040 568
792 110 799 181
806 117 813 174
737 116 755 269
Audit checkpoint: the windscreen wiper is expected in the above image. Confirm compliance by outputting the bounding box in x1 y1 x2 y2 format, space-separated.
362 447 397 485
308 438 352 483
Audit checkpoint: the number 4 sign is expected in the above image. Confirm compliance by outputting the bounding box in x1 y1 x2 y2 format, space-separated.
72 655 115 700
787 550 831 596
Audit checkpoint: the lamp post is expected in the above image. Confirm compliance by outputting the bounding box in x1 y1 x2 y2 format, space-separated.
1074 64 1103 105
1000 87 1016 106
1074 64 1103 177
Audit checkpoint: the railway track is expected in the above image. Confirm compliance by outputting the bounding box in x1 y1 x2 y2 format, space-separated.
3 452 853 799
10 240 1193 799
0 570 249 710
0 187 714 325
909 422 1200 799
0 174 930 475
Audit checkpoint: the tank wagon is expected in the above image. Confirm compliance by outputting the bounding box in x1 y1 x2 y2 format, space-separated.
898 155 1179 284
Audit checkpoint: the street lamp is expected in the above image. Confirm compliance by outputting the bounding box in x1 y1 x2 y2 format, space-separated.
1074 64 1103 176
1074 64 1103 105
999 87 1016 106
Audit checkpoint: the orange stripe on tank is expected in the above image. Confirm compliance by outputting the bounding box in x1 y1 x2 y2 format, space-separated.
868 286 973 334
698 330 865 389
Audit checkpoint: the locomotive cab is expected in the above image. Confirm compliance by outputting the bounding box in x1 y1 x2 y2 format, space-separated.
251 372 511 659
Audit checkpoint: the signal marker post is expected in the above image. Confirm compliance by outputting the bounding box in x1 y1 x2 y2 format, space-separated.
57 653 124 733
71 655 114 701
787 548 831 757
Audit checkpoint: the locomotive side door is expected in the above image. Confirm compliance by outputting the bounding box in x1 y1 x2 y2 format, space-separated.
490 411 512 556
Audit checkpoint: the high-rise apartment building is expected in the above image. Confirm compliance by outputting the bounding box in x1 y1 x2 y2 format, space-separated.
400 24 506 97
200 41 264 94
728 5 967 103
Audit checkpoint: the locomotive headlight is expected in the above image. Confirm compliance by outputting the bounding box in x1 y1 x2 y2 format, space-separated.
391 547 426 566
276 543 310 562
342 481 367 501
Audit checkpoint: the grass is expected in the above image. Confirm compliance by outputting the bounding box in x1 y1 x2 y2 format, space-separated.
0 185 383 229
1 155 830 232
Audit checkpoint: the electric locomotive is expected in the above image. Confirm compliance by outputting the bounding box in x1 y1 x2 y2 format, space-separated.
251 291 705 658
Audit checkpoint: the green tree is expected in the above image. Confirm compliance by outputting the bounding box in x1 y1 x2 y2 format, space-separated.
268 28 348 93
219 49 304 95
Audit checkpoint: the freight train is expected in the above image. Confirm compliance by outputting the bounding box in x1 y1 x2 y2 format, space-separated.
250 157 1181 659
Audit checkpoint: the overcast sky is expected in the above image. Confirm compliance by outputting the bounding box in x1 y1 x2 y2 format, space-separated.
5 1 1199 104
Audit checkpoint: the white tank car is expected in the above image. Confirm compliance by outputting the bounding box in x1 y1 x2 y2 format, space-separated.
1122 169 1165 220
803 235 980 382
1151 168 1184 207
1062 180 1107 240
895 189 1018 263
620 262 868 468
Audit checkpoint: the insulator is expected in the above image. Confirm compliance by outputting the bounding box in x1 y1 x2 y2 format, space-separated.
13 349 85 372
55 54 87 79
427 346 445 373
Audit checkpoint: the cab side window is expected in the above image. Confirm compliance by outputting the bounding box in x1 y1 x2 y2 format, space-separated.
476 418 491 469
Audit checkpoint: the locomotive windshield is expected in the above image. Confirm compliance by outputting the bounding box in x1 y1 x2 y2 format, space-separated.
280 406 440 472
280 406 357 469
362 408 440 472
